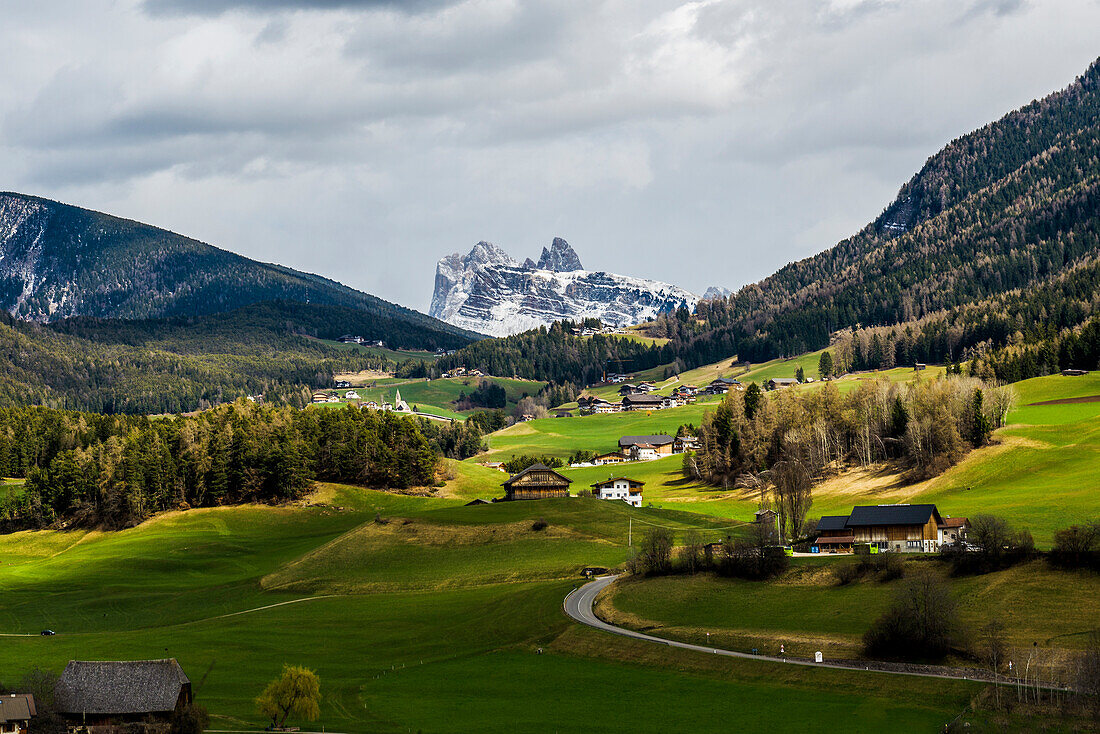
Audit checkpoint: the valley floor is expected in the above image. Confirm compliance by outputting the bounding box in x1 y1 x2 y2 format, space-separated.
1 370 1096 731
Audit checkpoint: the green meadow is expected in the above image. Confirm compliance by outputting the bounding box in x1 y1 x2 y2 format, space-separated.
604 560 1100 661
316 375 547 418
912 373 1100 544
458 369 1100 544
1 363 1097 731
482 403 710 460
0 488 983 732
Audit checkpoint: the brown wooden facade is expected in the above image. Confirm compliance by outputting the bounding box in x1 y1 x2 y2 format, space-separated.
815 505 953 553
501 464 572 501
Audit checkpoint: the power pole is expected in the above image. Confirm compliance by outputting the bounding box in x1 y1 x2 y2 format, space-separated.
628 518 632 548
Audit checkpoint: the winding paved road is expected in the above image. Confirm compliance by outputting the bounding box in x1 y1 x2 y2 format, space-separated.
565 575 1049 687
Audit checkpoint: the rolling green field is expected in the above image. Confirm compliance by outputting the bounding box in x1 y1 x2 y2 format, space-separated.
482 403 709 460
603 560 1100 661
317 375 547 418
0 488 984 732
911 372 1100 544
458 369 1100 544
2 359 1097 730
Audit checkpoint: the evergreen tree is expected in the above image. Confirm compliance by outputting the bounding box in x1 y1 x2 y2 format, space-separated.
818 351 834 380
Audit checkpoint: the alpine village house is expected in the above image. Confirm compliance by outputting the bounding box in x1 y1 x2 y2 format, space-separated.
501 464 572 501
0 695 34 734
815 504 970 553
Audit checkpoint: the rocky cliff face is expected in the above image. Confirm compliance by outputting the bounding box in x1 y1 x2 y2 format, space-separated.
429 239 698 337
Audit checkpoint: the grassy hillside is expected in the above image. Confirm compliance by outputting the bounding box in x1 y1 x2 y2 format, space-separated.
0 487 983 732
483 403 708 460
603 560 1100 661
314 375 547 419
454 367 1100 544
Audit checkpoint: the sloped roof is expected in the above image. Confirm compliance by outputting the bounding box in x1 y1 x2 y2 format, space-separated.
501 463 572 487
817 515 850 532
846 504 942 527
0 694 35 723
622 394 663 403
940 516 969 528
618 434 674 447
56 659 189 715
591 477 645 489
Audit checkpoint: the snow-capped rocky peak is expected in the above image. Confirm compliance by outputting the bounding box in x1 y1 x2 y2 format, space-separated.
536 237 583 272
429 238 698 337
466 240 518 268
702 286 732 301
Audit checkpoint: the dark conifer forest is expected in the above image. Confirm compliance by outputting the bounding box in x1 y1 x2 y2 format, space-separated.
0 401 450 530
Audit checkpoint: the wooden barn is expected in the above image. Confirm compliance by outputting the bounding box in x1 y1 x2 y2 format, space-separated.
55 658 192 730
845 504 946 553
501 464 572 501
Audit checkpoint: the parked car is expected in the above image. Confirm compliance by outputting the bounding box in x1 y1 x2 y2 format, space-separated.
40 629 55 636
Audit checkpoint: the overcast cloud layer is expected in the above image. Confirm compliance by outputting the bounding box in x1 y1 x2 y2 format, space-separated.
2 0 1098 312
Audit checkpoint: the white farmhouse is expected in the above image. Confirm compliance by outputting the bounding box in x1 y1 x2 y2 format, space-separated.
590 477 644 507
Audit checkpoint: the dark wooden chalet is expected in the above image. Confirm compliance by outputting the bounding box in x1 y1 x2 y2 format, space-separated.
501 463 572 501
622 394 664 410
55 659 191 730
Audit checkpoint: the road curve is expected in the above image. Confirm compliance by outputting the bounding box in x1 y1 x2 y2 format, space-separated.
564 575 1024 686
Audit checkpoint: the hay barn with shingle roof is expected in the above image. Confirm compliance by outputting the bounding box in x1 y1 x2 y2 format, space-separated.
55 659 191 728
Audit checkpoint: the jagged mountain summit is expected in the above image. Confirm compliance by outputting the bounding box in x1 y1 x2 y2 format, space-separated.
430 239 698 337
701 286 732 301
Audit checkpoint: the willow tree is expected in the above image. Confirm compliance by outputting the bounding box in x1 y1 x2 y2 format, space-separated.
256 665 321 730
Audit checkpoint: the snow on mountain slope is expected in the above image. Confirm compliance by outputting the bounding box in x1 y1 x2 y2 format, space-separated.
429 238 698 337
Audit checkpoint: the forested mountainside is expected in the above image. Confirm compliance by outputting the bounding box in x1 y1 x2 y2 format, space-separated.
673 56 1100 363
448 57 1100 385
436 319 669 385
0 302 442 414
0 192 476 342
822 253 1100 382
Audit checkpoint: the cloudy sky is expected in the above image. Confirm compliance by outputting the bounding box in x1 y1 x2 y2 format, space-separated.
2 0 1099 311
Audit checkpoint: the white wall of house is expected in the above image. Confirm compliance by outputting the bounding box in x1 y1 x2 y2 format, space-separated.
594 480 642 507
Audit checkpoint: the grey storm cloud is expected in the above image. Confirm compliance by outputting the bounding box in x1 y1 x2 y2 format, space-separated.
142 0 459 15
0 0 1098 312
